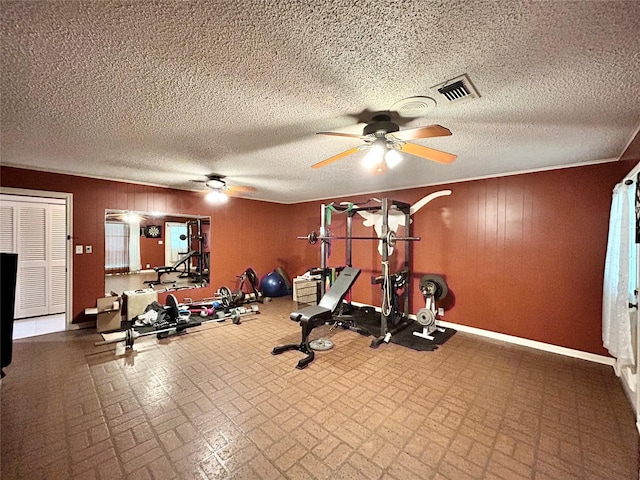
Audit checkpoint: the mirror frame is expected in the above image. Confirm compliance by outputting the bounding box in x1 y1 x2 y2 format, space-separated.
104 209 211 292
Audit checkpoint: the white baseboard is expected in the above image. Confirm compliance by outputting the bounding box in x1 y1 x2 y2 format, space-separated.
435 320 615 366
349 301 614 366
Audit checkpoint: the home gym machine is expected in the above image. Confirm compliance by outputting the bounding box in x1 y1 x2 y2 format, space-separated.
145 218 209 286
179 219 208 283
298 198 420 348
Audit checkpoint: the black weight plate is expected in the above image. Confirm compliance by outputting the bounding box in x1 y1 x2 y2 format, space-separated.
166 294 179 320
419 274 448 301
218 286 232 307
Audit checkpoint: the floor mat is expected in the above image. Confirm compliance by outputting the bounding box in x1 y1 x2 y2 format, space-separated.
389 323 456 351
333 308 456 351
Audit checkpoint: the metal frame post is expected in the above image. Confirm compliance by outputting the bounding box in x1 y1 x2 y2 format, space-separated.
346 211 353 267
403 202 410 319
380 198 390 339
320 203 327 295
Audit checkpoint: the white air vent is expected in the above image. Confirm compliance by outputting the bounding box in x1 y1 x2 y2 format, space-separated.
431 74 480 106
389 96 436 118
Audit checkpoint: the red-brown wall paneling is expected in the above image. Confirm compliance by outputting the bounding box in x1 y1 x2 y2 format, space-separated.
207 196 295 292
430 164 632 355
138 218 165 269
139 237 165 269
0 167 292 323
286 161 634 355
287 202 326 276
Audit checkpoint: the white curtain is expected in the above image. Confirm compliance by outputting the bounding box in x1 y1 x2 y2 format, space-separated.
105 222 129 273
603 181 636 367
128 219 142 272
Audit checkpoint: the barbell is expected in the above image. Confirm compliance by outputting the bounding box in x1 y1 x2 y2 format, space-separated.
94 306 259 349
298 230 420 247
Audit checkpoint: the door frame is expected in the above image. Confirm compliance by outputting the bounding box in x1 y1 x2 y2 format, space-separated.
0 187 73 330
164 222 188 265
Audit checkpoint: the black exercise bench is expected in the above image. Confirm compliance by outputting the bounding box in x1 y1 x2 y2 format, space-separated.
272 267 361 369
144 250 198 286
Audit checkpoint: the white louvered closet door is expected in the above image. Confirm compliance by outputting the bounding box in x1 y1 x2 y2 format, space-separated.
0 204 15 253
16 203 49 317
48 205 66 313
0 196 67 319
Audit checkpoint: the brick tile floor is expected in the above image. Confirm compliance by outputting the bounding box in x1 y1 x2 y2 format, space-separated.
1 297 637 479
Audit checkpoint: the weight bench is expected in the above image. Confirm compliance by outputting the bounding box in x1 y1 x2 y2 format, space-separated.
272 267 361 369
144 250 198 286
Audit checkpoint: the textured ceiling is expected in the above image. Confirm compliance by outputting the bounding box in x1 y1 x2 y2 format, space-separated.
1 0 639 204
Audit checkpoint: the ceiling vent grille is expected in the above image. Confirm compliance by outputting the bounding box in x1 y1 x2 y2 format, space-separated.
431 74 480 106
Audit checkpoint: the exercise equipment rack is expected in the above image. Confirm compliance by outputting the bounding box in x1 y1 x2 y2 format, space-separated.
300 198 419 347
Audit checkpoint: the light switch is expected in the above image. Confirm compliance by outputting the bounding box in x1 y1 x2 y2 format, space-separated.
85 245 92 254
75 245 83 254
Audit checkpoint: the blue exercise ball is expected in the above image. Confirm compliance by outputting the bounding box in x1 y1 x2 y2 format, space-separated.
260 271 290 297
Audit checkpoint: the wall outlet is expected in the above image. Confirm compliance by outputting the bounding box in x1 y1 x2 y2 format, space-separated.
75 245 83 254
85 245 92 254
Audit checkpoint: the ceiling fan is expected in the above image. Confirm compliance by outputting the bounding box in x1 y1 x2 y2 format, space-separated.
190 174 256 203
313 114 457 173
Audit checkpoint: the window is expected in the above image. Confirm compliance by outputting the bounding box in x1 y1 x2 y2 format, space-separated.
105 222 129 274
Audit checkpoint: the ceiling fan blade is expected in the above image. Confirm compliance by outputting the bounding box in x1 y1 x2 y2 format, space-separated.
400 142 457 164
391 125 452 141
316 131 363 139
189 179 208 190
226 185 257 194
311 147 361 169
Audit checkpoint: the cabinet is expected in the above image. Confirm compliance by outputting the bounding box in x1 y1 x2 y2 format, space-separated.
293 279 320 305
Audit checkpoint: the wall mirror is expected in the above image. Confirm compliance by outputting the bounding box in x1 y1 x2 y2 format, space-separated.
104 209 210 294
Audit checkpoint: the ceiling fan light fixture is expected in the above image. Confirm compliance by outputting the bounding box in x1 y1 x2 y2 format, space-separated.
384 149 403 168
362 143 385 169
205 178 225 189
205 190 228 204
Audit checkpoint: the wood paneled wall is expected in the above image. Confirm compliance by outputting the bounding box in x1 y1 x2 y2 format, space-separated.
0 160 634 356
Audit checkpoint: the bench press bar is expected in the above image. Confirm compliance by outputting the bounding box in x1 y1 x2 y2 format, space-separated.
298 230 420 246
